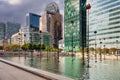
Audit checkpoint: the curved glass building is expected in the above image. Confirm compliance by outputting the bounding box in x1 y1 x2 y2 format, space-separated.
88 0 120 49
41 2 63 48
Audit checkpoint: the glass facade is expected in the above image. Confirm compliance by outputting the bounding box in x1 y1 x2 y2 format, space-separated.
26 13 41 44
88 0 120 48
0 23 5 40
30 13 40 28
43 34 50 46
64 0 86 51
26 13 40 29
6 22 21 39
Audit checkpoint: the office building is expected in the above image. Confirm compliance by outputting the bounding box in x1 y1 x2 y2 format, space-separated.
6 22 21 39
25 13 41 44
64 0 87 51
0 22 20 45
40 2 63 48
0 23 5 40
88 0 120 48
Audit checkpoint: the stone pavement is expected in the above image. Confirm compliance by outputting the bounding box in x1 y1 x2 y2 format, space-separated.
0 61 46 80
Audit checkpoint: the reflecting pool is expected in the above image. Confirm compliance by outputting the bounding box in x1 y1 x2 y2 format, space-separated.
4 57 120 80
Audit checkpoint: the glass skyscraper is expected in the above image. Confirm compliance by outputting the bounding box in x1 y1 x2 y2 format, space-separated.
26 13 40 29
88 0 120 48
26 13 41 43
0 23 5 40
6 22 21 39
64 0 87 51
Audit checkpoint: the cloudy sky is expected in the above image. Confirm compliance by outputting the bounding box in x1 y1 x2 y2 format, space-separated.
0 0 64 26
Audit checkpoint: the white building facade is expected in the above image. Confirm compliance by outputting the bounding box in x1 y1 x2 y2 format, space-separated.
88 0 120 49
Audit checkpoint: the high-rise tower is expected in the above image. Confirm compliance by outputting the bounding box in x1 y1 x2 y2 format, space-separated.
40 2 63 48
88 0 120 48
64 0 87 51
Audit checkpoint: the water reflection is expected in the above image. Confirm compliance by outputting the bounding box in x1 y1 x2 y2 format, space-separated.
4 56 120 80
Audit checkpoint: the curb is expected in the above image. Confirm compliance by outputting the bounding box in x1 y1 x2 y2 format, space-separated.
0 58 73 80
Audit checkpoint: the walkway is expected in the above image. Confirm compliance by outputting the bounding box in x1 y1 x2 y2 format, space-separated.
0 61 46 80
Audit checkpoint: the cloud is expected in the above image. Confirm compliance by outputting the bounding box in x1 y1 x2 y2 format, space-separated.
52 0 60 4
7 0 22 5
0 0 64 26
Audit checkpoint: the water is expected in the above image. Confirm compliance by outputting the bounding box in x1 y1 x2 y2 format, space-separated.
4 57 120 80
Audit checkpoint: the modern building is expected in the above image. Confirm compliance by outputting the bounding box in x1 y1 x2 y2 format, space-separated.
25 13 41 44
40 2 63 48
0 23 5 40
11 32 21 45
11 29 52 46
64 0 87 51
59 39 64 50
40 32 52 46
6 22 21 39
88 0 120 49
0 22 21 45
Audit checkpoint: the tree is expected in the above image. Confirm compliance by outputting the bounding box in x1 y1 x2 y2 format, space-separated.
79 48 83 53
4 45 11 51
21 43 30 51
109 48 116 54
0 46 3 50
102 48 109 54
96 48 101 54
11 44 20 51
90 47 94 54
84 47 88 53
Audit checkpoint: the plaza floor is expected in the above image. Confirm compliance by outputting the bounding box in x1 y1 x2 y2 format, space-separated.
0 61 46 80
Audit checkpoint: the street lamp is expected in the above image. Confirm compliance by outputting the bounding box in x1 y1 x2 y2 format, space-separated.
94 31 97 62
39 30 42 59
24 34 27 59
103 38 106 60
86 3 91 67
30 28 33 61
18 33 21 58
116 40 118 60
71 20 74 61
99 39 102 62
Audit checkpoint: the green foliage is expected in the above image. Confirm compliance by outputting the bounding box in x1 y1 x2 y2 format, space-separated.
21 43 30 51
102 48 109 54
0 46 3 50
4 45 11 51
11 44 20 51
21 43 47 51
96 48 101 53
109 48 116 54
90 47 94 53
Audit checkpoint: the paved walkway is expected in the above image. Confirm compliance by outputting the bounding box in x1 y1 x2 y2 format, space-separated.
0 61 46 80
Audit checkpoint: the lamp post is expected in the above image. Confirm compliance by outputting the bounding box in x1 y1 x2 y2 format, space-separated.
116 40 118 60
39 30 42 60
71 20 74 61
94 31 97 62
30 28 33 61
24 34 26 59
86 3 91 67
18 33 21 58
99 39 102 62
103 38 106 60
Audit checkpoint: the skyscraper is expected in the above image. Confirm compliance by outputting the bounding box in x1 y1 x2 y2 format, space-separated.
64 0 87 51
40 2 63 48
25 13 41 43
6 22 21 39
26 13 40 29
0 23 5 40
0 22 21 45
88 0 120 48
